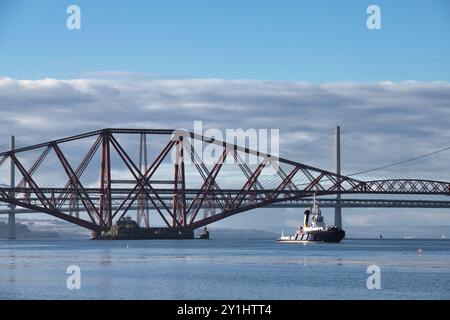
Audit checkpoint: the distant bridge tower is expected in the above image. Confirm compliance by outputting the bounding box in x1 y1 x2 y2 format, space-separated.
137 133 150 228
203 192 215 219
335 126 342 229
69 192 80 219
7 135 16 239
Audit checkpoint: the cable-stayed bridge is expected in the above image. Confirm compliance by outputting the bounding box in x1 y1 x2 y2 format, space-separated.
0 128 449 237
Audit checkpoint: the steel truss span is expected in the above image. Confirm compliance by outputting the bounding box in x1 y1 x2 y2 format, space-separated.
0 128 449 233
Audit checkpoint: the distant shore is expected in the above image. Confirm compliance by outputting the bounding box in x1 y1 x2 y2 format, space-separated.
0 218 448 240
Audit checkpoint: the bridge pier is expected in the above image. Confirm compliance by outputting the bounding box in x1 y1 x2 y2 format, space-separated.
334 126 342 229
7 135 16 239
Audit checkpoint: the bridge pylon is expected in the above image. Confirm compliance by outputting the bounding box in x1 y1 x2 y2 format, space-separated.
137 133 150 228
335 126 342 229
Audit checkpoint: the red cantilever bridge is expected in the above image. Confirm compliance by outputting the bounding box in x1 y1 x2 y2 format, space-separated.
0 128 449 236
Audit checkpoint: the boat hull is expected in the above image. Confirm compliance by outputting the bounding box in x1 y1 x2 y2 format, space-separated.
278 229 345 243
197 232 210 240
97 227 195 240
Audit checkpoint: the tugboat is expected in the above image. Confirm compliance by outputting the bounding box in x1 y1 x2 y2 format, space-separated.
197 226 210 239
277 195 345 243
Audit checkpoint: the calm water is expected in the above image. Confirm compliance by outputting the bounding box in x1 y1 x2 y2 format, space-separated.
0 238 449 300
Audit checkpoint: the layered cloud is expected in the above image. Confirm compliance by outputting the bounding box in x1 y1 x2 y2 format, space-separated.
1 77 449 172
0 76 449 231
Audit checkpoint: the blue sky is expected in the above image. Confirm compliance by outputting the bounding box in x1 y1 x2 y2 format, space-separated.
0 0 449 81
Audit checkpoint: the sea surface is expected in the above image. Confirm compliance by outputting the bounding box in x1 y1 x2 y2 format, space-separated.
0 238 449 300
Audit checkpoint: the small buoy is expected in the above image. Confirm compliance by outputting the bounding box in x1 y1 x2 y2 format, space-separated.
417 248 424 255
126 244 129 249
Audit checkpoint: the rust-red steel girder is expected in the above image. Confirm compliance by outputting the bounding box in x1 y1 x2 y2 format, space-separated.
0 128 448 233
